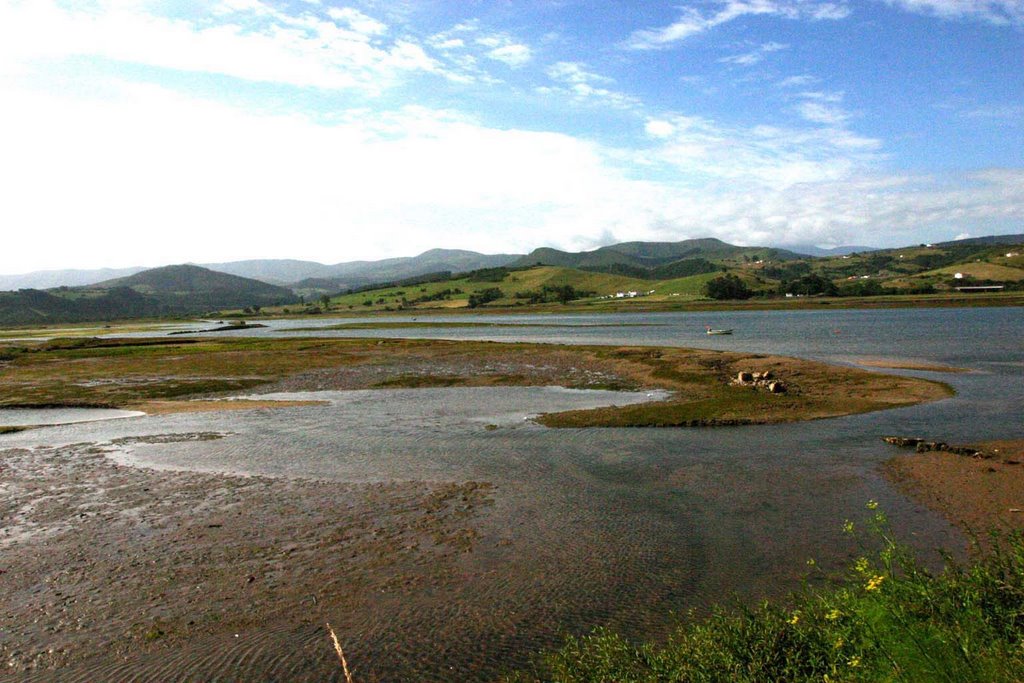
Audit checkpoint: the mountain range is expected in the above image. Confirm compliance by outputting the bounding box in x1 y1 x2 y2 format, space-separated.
7 236 1023 294
0 249 521 293
2 234 1021 326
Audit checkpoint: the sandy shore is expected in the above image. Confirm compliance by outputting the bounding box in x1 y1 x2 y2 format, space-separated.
885 440 1024 541
851 357 970 373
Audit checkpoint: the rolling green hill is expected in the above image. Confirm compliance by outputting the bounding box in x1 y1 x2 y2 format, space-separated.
514 238 802 274
99 264 298 311
311 235 1024 313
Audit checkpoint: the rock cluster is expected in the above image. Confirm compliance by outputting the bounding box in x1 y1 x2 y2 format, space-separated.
733 371 786 393
883 436 984 457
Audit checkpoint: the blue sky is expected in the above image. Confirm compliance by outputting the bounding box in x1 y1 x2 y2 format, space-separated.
0 0 1022 272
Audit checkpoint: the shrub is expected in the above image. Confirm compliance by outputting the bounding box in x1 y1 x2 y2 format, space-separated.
513 508 1024 683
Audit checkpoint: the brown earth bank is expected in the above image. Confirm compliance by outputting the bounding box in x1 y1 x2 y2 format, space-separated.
885 439 1024 542
0 336 953 427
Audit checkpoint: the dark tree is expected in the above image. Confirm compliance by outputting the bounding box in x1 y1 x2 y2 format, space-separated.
703 274 753 300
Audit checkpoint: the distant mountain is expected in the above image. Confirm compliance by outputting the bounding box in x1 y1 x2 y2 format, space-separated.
0 265 299 326
783 245 876 257
98 264 299 311
1 250 520 293
199 259 334 285
937 234 1024 248
514 238 802 274
0 266 147 291
284 249 521 294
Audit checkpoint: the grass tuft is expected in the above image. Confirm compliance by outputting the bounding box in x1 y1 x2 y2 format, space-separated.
327 621 355 683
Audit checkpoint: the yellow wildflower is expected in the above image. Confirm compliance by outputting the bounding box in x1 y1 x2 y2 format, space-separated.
848 656 861 668
807 558 816 566
788 612 801 625
866 499 879 510
826 609 842 621
843 520 855 534
854 557 870 574
866 574 885 591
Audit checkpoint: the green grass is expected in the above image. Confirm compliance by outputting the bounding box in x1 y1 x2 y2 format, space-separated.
511 509 1024 682
919 262 1024 282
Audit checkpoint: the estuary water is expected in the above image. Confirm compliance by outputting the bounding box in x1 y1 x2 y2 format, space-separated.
3 306 1022 680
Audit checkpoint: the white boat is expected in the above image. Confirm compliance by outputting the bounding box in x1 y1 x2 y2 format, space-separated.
705 326 733 335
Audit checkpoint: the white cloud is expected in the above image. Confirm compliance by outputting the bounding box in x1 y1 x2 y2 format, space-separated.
486 43 532 67
787 90 854 125
540 61 639 109
0 79 1020 271
546 61 613 85
645 120 677 138
719 42 789 66
433 38 465 50
326 7 388 36
643 114 881 189
777 74 818 87
795 101 851 125
624 1 850 50
883 0 1024 24
0 0 439 93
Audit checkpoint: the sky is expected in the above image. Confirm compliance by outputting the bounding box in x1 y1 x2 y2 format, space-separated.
1 0 1022 273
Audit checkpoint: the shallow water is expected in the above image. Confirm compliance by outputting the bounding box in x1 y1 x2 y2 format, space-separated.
0 407 145 427
5 306 1022 680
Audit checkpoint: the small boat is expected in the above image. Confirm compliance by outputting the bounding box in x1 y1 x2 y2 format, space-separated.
705 325 733 335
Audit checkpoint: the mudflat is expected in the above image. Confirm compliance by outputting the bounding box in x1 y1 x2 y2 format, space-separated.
886 440 1024 540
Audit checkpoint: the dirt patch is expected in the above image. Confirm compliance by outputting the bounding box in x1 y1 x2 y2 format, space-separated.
885 439 1024 542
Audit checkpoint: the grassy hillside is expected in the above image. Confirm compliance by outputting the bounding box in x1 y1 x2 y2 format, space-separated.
271 239 1024 315
514 238 802 275
296 266 721 314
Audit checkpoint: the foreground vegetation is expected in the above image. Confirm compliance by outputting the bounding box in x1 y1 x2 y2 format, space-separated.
512 509 1024 682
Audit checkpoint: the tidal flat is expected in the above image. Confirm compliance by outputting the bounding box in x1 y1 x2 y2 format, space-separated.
0 322 1005 681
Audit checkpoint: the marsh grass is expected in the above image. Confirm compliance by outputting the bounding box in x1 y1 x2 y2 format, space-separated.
512 508 1024 682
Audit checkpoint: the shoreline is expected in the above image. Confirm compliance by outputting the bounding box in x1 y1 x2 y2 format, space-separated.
885 439 1024 542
